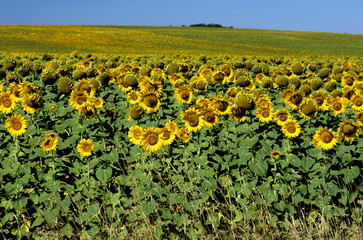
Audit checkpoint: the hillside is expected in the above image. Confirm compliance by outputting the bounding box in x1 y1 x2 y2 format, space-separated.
0 25 363 56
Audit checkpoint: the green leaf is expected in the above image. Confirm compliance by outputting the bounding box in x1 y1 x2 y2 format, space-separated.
31 216 44 228
323 181 339 197
95 167 112 183
237 152 252 165
12 197 28 211
301 157 315 172
248 160 268 177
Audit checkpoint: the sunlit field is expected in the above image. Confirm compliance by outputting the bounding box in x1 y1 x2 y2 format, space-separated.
0 26 362 239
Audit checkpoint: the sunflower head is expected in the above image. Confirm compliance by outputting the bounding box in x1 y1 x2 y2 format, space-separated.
73 70 87 80
328 97 346 115
181 107 203 132
77 139 94 157
57 78 73 94
275 75 289 87
273 109 291 126
166 62 179 74
129 105 144 121
256 107 273 123
281 119 301 138
5 114 27 136
300 85 312 95
271 150 281 159
41 69 58 85
228 105 247 122
141 127 163 152
235 76 251 87
260 77 273 89
79 104 96 119
291 63 305 75
310 78 323 90
338 120 360 142
300 99 318 120
175 85 193 104
289 77 301 89
128 125 143 145
325 81 336 92
312 127 338 151
97 73 111 85
235 93 254 110
201 108 219 128
176 128 190 143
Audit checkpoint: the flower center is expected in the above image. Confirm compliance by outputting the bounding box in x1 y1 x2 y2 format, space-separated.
320 131 333 143
147 134 158 145
333 102 342 111
13 121 22 130
355 99 363 107
144 94 158 108
3 98 12 108
187 114 199 127
342 124 356 135
287 125 296 133
279 114 287 122
262 111 270 118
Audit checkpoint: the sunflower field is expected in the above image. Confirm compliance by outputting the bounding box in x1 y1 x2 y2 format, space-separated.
0 52 362 239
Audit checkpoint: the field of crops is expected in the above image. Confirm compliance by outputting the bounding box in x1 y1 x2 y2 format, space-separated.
0 26 362 239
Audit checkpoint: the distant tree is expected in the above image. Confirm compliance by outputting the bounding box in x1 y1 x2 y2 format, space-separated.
189 23 229 28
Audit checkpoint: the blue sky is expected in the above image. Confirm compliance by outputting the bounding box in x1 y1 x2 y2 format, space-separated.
1 0 363 34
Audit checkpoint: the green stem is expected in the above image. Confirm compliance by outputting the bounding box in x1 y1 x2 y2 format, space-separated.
52 150 56 181
14 136 18 163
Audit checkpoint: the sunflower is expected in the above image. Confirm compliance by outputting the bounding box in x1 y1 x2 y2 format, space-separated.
355 112 363 126
228 105 247 122
6 114 27 136
21 94 44 114
341 72 357 88
273 109 292 126
195 97 211 111
310 90 329 110
128 125 143 145
299 99 318 120
327 96 346 115
211 71 225 85
235 93 255 110
127 90 141 105
212 95 231 115
128 105 144 121
176 128 190 143
41 136 57 152
0 92 17 114
312 127 338 151
77 139 94 157
69 90 90 111
338 120 361 142
74 79 96 96
256 96 272 109
281 119 301 138
45 132 58 142
19 81 40 98
175 85 194 104
139 91 161 113
158 127 175 146
200 108 219 128
138 75 164 96
165 120 179 134
92 97 103 108
271 150 281 159
141 127 163 152
256 107 273 123
349 94 363 111
342 86 358 101
181 107 203 132
286 91 305 110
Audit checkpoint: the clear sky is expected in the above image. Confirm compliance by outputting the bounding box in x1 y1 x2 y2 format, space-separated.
1 0 363 34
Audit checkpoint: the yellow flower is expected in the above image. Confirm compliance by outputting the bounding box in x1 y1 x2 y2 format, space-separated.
128 125 143 145
176 128 190 143
21 94 44 114
356 112 363 126
328 96 346 115
0 92 17 114
141 127 163 152
256 107 273 123
92 97 103 108
271 150 281 159
175 85 194 104
165 120 179 134
69 90 91 111
139 91 161 113
128 105 144 121
349 94 363 111
127 90 141 104
273 109 291 126
41 134 58 152
181 107 203 132
228 105 247 122
312 127 338 151
338 120 360 142
299 99 318 120
158 127 175 146
200 108 219 128
212 95 231 115
281 119 301 138
77 139 94 157
74 79 95 96
6 114 27 136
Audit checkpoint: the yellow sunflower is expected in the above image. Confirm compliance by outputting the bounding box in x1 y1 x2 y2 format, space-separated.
273 109 291 126
78 104 96 119
165 120 179 134
70 90 91 111
92 97 103 108
181 107 203 132
286 91 305 110
176 128 190 143
141 127 163 152
200 108 219 128
256 107 273 123
139 91 161 113
271 150 281 159
74 79 96 96
338 120 361 142
327 96 346 115
138 75 164 96
312 127 338 151
212 95 231 115
77 139 94 157
7 82 22 102
310 90 329 110
158 127 175 146
0 92 17 114
127 90 141 105
128 125 143 145
175 85 194 104
355 112 363 126
349 94 363 111
281 120 301 138
299 99 319 120
41 136 57 152
21 94 44 114
196 97 212 111
6 114 27 136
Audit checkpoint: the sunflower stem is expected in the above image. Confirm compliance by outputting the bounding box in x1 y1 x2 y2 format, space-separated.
14 135 18 163
52 150 56 181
